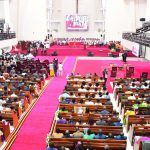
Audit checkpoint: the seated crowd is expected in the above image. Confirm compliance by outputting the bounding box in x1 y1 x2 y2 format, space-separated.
46 73 127 150
113 77 150 149
0 53 51 144
54 38 104 47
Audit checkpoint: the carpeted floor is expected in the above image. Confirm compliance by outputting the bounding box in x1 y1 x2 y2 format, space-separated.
10 45 136 57
10 57 76 150
9 56 150 150
74 59 150 93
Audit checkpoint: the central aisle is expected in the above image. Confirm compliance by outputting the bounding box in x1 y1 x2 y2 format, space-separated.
10 57 76 150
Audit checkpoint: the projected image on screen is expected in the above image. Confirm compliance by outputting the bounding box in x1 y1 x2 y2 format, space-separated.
66 15 88 31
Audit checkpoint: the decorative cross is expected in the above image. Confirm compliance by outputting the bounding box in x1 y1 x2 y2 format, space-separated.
76 0 78 14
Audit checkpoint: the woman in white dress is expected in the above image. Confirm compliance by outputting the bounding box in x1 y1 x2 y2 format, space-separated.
58 62 63 76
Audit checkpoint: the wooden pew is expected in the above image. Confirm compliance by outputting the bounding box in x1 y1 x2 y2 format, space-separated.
61 97 110 104
0 121 10 140
1 111 18 128
59 104 114 113
50 138 127 150
55 124 123 135
127 115 150 131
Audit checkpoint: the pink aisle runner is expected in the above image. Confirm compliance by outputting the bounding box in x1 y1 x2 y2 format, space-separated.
10 57 76 150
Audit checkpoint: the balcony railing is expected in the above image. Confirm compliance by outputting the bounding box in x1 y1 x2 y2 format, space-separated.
122 32 150 47
0 32 16 41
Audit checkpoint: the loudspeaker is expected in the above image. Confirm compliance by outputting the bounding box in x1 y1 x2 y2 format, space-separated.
140 18 145 22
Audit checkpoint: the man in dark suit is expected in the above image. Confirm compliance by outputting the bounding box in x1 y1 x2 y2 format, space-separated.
122 51 127 62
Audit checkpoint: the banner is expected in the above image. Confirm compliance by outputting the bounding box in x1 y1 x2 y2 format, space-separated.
66 15 88 31
132 43 140 57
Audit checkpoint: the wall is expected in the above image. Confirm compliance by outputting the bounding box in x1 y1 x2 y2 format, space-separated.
9 0 47 41
51 0 104 38
0 1 5 19
121 39 135 50
0 38 17 50
145 47 150 60
146 0 150 21
9 0 18 34
105 0 147 41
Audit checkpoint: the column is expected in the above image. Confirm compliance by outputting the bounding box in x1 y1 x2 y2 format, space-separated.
146 0 150 21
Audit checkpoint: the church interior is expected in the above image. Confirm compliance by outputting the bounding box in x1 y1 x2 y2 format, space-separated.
0 0 150 150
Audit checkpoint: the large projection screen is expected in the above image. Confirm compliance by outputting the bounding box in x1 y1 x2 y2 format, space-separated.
66 15 88 31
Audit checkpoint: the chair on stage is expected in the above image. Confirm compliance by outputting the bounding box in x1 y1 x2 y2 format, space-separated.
141 72 148 79
125 70 132 78
128 66 134 74
112 66 117 72
108 63 115 71
110 70 117 77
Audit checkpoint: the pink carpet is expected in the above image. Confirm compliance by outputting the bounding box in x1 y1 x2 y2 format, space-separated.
10 45 136 57
34 56 65 63
74 60 150 93
10 57 76 150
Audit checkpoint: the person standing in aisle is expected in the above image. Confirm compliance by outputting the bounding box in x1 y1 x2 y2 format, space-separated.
102 68 108 84
58 62 63 77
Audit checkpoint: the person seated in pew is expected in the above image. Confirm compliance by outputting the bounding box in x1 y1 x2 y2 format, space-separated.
104 100 112 105
85 77 92 82
94 99 102 105
98 77 104 82
144 107 150 115
58 107 68 113
128 93 136 100
94 129 107 139
95 92 103 99
67 116 75 124
59 146 70 150
74 141 83 150
107 133 114 139
103 92 110 99
58 91 70 102
69 99 77 104
78 85 87 92
79 99 84 104
123 107 135 125
130 83 137 89
83 129 95 139
85 98 94 105
63 130 72 138
101 86 108 94
69 92 76 98
0 98 6 106
46 142 58 150
6 98 13 103
138 93 146 100
57 115 67 124
10 92 18 98
96 116 107 126
76 118 84 125
52 128 64 138
104 144 110 150
88 118 95 125
99 108 110 115
75 73 81 77
110 118 123 126
73 81 80 87
114 132 127 140
141 82 149 89
72 127 84 138
125 90 133 94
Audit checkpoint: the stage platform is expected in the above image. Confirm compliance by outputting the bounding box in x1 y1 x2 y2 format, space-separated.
10 45 136 57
